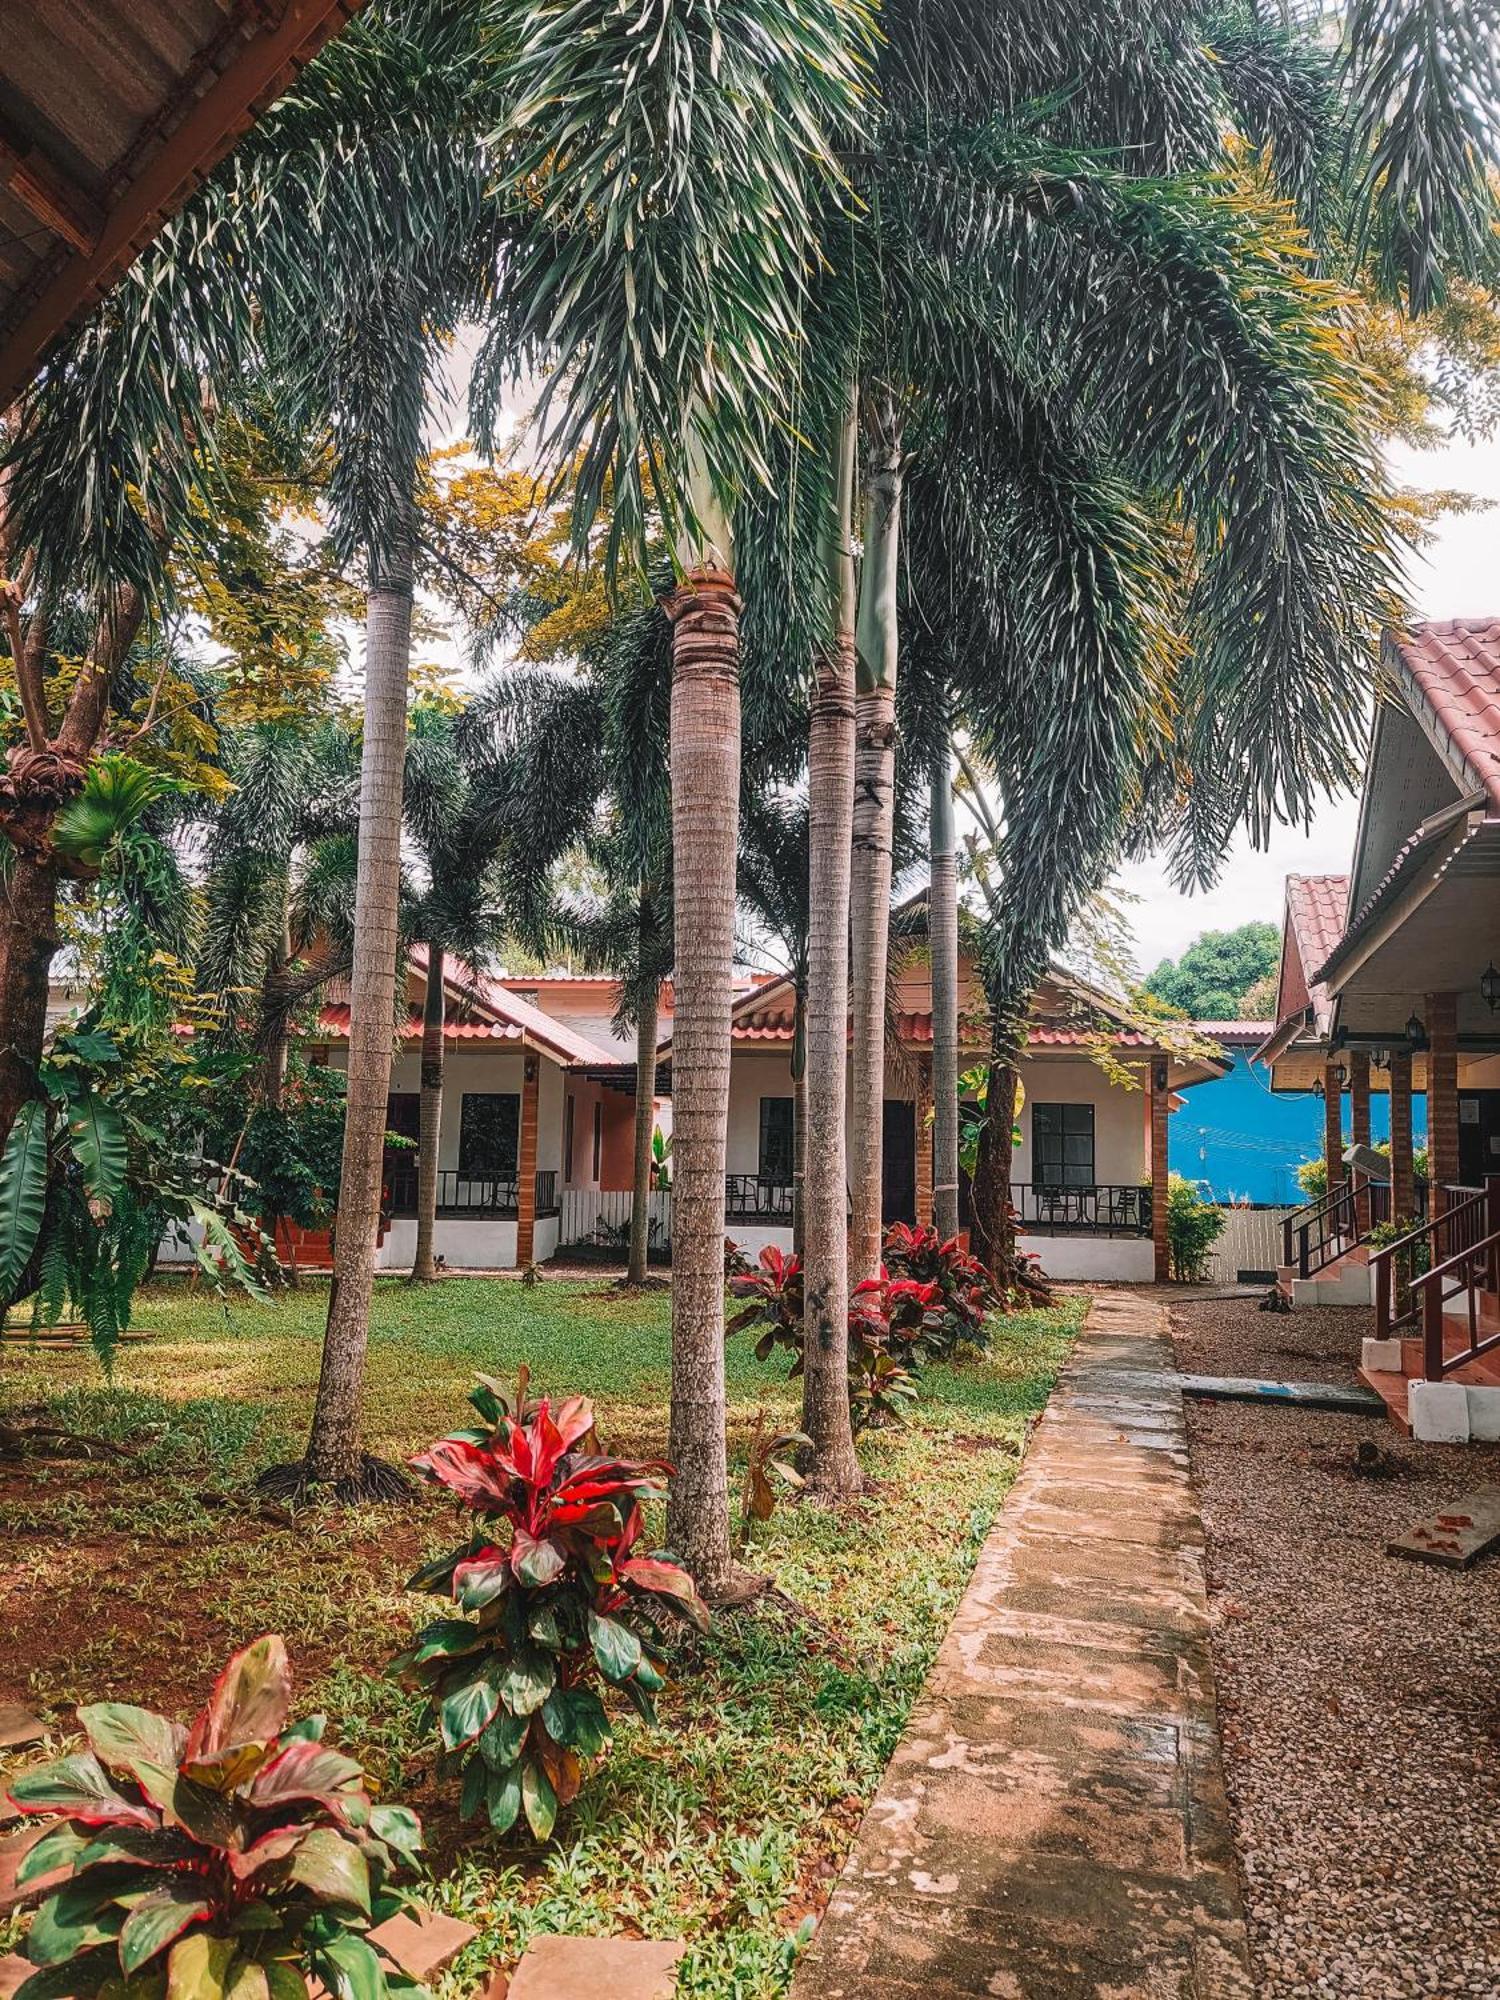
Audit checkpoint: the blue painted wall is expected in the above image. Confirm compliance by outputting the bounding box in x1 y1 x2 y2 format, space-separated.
1173 1045 1429 1206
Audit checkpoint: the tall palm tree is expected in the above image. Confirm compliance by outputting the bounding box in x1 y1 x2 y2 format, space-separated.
396 705 514 1282
928 739 961 1241
479 0 872 1592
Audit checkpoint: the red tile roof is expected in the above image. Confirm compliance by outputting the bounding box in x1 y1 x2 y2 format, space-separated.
314 945 620 1068
1389 619 1500 811
1194 1021 1273 1042
1285 874 1348 1036
725 983 1157 1051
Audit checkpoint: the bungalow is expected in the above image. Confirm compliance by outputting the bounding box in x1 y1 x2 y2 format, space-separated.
1258 620 1500 1439
658 952 1227 1283
314 953 631 1272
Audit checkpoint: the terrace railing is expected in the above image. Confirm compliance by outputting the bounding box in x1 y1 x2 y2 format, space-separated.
1372 1180 1489 1342
1282 1179 1358 1279
1409 1175 1500 1380
385 1168 560 1221
724 1174 795 1222
1010 1183 1152 1237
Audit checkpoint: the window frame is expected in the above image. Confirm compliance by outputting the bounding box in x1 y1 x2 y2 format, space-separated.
758 1095 795 1183
1031 1100 1096 1190
458 1092 521 1179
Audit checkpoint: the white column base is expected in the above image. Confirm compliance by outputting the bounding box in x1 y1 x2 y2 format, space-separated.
1408 1380 1471 1444
1467 1387 1500 1442
1362 1337 1404 1373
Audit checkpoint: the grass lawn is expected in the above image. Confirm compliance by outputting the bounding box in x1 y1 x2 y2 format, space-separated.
0 1276 1083 1998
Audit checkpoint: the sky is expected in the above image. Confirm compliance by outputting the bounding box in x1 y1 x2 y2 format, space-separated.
1113 430 1500 975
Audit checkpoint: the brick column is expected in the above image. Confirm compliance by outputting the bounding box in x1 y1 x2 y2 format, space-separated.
1426 992 1459 1201
915 1062 934 1228
1349 1051 1371 1228
515 1050 540 1267
1323 1058 1344 1195
1150 1060 1170 1282
1389 1049 1415 1223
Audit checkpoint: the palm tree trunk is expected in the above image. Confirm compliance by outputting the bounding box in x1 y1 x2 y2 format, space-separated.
626 973 659 1284
929 750 960 1240
410 942 445 1283
304 522 413 1490
661 559 740 1594
849 388 903 1284
801 393 862 1498
792 999 808 1258
971 1045 1018 1289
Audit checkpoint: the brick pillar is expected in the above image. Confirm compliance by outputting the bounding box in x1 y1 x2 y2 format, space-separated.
515 1050 540 1267
1323 1058 1344 1195
915 1062 934 1228
1150 1060 1170 1281
1389 1049 1415 1223
1349 1051 1371 1228
1426 991 1459 1201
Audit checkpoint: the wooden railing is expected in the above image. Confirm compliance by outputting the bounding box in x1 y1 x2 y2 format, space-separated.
1372 1183 1488 1340
1409 1175 1500 1380
1282 1179 1357 1279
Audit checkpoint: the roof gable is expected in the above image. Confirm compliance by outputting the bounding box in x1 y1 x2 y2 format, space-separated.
1386 620 1500 814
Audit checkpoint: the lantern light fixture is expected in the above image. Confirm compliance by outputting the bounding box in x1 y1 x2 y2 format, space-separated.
1481 963 1500 1014
1405 1012 1427 1051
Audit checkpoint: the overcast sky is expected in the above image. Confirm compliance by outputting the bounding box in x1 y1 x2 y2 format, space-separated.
1114 430 1500 976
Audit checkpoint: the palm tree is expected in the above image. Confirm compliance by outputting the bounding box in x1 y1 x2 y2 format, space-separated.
479 0 871 1591
397 705 514 1283
928 739 961 1242
195 717 361 1109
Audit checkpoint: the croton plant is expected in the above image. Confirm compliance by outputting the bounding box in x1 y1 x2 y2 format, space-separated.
393 1370 707 1841
729 1247 920 1428
881 1223 993 1354
3 1635 423 2000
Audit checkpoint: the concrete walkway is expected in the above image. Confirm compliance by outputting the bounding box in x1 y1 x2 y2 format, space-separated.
792 1290 1251 2000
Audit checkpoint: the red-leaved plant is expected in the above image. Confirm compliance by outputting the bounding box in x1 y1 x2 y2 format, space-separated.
882 1222 993 1354
731 1248 920 1428
2 1635 423 2000
393 1370 707 1841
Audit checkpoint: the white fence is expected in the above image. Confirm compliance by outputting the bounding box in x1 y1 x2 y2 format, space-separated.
1205 1205 1296 1284
557 1188 673 1254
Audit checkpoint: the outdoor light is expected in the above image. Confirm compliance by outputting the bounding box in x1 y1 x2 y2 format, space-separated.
1405 1012 1427 1051
1482 963 1500 1014
1311 1078 1324 1099
1330 1059 1348 1089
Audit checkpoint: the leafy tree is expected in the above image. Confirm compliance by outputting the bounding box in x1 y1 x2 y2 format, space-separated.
1142 923 1282 1020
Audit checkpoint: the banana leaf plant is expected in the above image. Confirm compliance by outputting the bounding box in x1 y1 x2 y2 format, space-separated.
393 1369 707 1842
0 1022 265 1369
2 1635 425 2000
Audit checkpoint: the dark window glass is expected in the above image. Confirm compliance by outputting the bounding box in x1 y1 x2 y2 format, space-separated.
1033 1102 1095 1189
592 1103 602 1179
564 1095 576 1181
459 1094 519 1177
385 1092 421 1142
759 1097 795 1181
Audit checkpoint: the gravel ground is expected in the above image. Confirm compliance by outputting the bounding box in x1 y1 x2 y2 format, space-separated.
1169 1293 1500 2000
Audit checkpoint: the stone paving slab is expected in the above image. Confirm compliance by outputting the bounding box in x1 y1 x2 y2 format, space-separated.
792 1290 1251 2000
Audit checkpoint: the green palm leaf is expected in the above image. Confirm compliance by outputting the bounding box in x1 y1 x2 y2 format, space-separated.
66 1093 128 1210
0 1100 50 1297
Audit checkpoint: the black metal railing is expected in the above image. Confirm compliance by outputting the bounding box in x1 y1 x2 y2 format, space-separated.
385 1168 559 1220
725 1174 795 1222
1010 1183 1152 1237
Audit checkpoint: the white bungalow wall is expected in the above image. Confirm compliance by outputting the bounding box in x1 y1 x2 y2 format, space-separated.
323 1043 566 1272
724 1046 1155 1282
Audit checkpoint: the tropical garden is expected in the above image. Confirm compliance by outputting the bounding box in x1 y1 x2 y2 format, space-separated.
2 0 1499 1994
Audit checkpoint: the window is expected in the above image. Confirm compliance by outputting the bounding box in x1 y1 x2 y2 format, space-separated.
459 1093 519 1177
758 1097 795 1182
1032 1102 1095 1189
592 1103 602 1180
564 1095 576 1182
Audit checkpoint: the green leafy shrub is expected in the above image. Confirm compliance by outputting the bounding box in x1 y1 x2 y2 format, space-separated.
1366 1216 1431 1278
728 1249 920 1427
1297 1141 1430 1204
2 1635 423 2000
394 1370 707 1841
881 1222 992 1353
1165 1174 1225 1282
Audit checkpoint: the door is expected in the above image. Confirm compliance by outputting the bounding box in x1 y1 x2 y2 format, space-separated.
383 1091 421 1214
1458 1090 1500 1185
882 1099 916 1226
